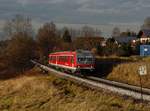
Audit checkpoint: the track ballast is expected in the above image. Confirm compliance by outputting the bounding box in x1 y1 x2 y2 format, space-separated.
31 60 150 102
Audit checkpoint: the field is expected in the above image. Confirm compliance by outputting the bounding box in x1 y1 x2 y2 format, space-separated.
0 69 150 111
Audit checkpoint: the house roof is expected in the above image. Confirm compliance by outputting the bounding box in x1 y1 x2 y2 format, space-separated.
142 29 150 37
114 36 136 43
75 36 105 41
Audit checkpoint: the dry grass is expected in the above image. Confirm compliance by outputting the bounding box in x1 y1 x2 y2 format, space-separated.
96 55 142 62
107 60 150 88
95 56 150 88
0 69 150 111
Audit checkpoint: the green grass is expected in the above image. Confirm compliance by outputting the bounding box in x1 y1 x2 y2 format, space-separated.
0 69 150 111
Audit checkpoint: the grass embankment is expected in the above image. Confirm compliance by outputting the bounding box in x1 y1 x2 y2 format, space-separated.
105 56 150 88
96 56 142 62
95 56 140 77
0 69 150 111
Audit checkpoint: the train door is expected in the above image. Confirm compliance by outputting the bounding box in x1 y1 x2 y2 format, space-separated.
56 56 58 65
54 56 57 64
68 56 71 67
71 56 74 67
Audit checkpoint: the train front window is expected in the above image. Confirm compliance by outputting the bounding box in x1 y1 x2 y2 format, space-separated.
77 57 93 64
77 51 94 64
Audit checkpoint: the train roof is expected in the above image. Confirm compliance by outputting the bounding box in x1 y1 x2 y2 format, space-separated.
49 50 92 56
49 51 75 55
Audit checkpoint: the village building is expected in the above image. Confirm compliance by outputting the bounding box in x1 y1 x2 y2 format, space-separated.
137 29 150 43
114 36 137 44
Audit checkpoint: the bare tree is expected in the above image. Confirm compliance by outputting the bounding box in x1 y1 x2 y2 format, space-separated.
69 28 77 39
3 14 33 39
6 32 35 72
141 17 150 30
95 28 102 36
36 22 61 61
1 14 35 73
81 25 95 37
112 27 120 38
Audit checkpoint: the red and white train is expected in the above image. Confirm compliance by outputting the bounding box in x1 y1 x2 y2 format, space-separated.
49 50 95 73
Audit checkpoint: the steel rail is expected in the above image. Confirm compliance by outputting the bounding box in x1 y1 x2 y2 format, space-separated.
86 76 150 95
31 60 150 101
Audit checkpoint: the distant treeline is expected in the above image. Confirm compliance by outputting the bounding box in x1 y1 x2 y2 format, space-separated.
0 15 147 74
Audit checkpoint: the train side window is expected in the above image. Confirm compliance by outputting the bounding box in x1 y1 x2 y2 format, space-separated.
59 57 60 61
52 56 53 61
64 56 67 62
64 56 65 61
51 56 55 62
60 56 64 62
62 56 64 62
60 56 63 62
53 57 54 62
60 56 62 62
49 56 51 61
65 56 68 62
54 56 56 61
51 56 53 61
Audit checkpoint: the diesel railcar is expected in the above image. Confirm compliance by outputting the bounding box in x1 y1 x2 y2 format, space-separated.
49 50 95 73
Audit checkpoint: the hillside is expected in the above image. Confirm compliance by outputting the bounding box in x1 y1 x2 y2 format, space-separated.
0 68 150 111
107 57 150 88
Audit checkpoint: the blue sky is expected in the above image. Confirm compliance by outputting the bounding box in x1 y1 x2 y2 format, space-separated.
0 0 150 36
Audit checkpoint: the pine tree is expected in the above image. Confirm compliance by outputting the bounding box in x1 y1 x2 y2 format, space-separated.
62 29 72 43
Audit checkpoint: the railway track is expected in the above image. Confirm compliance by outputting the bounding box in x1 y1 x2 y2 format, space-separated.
31 60 150 102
